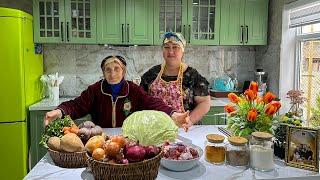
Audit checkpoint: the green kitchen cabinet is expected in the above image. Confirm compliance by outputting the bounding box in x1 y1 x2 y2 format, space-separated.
29 110 90 169
97 0 153 45
220 0 268 45
33 0 96 44
202 106 226 125
154 0 220 45
29 110 47 169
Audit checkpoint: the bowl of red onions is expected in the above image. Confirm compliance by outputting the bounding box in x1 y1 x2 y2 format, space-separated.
160 142 203 171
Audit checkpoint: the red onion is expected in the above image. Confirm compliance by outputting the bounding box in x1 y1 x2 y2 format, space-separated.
144 145 160 159
124 144 146 162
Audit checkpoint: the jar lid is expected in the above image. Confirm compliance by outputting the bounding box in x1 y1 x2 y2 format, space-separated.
206 134 225 143
251 132 273 140
228 136 248 146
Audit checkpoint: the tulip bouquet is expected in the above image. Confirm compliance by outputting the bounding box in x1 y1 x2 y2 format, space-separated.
225 81 281 137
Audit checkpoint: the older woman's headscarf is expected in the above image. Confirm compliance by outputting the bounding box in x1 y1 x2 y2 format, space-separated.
101 55 127 72
162 32 187 52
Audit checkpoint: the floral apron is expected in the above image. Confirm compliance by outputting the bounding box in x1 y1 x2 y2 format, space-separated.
149 63 185 113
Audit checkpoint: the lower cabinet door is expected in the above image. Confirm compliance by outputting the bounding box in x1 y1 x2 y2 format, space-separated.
202 107 226 125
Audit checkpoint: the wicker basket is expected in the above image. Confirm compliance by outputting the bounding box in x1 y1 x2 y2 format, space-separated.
87 152 162 180
48 148 88 168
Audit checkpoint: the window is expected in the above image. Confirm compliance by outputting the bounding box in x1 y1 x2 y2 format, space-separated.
296 23 320 122
301 23 320 34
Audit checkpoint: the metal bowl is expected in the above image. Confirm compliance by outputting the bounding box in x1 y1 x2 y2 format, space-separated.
160 143 203 171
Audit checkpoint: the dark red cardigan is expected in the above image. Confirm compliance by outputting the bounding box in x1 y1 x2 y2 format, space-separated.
58 80 174 128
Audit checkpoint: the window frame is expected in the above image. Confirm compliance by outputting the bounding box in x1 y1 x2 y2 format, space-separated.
294 26 320 121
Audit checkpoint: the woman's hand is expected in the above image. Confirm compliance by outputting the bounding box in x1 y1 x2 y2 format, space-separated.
171 111 192 132
44 109 62 126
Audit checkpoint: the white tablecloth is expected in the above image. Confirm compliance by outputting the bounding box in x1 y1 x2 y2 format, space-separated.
24 126 320 180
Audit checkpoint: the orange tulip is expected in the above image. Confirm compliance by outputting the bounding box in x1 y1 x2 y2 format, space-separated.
271 101 281 111
224 104 236 114
249 81 259 93
256 97 264 104
263 92 276 103
244 89 257 101
247 109 258 122
265 103 278 115
228 93 240 103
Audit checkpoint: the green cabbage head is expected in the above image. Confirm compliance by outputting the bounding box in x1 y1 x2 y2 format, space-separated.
122 110 178 146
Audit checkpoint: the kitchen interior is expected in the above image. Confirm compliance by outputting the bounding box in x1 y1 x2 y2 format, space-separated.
1 0 320 179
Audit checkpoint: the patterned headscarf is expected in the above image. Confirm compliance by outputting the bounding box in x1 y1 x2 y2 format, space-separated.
101 55 126 71
162 32 186 52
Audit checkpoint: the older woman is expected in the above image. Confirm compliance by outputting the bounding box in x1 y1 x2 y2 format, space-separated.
44 55 190 129
140 32 211 125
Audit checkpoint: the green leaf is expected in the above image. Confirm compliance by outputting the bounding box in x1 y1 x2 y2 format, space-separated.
39 116 73 148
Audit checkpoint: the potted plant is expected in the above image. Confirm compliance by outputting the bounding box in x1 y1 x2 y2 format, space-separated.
225 81 281 138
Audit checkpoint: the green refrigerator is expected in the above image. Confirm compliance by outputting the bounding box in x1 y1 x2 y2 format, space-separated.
0 7 43 179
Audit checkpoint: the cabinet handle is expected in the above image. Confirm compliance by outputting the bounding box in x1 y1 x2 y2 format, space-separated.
188 25 191 43
127 24 129 43
66 22 69 42
245 25 248 43
183 25 186 38
61 22 64 42
121 24 124 43
240 25 244 43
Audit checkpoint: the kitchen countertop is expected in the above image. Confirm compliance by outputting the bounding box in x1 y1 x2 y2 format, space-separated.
29 97 229 111
29 97 75 111
25 125 320 180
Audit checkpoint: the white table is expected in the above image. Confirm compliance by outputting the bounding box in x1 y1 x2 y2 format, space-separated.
24 126 320 180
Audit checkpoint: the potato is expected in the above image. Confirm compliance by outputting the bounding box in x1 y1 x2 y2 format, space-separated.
60 133 85 152
47 136 61 151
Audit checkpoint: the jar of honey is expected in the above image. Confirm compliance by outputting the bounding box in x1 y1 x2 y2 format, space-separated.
205 134 225 165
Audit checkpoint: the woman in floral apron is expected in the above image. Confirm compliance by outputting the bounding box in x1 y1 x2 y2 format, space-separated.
141 32 211 125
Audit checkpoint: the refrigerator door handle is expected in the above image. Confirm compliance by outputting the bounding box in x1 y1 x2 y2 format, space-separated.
66 22 70 42
61 22 64 42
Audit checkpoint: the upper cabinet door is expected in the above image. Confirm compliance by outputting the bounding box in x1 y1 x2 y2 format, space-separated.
244 0 268 45
97 0 152 45
33 0 65 43
97 0 125 44
188 0 220 45
220 0 244 45
126 0 153 45
220 0 268 45
64 0 97 44
154 0 188 45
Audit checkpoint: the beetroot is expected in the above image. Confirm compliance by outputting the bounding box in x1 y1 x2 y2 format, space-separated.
124 143 146 162
144 145 160 159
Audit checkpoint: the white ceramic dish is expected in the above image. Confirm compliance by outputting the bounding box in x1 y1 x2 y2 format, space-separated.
160 143 203 172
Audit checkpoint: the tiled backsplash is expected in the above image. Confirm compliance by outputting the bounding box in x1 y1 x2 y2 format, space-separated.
43 45 256 97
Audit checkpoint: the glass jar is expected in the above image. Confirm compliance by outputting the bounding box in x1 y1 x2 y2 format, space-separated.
226 136 249 168
205 134 225 165
250 132 274 171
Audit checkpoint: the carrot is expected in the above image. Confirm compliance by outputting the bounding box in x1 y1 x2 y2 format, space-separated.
62 127 71 132
70 126 79 134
